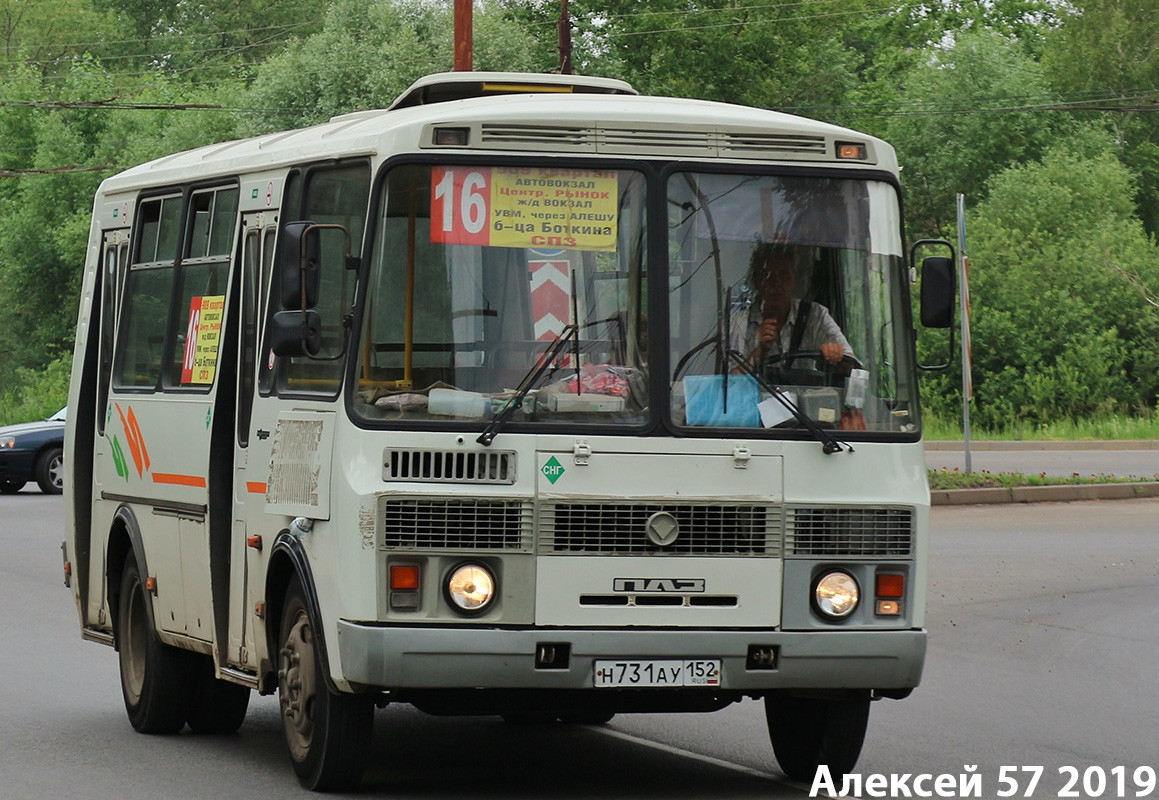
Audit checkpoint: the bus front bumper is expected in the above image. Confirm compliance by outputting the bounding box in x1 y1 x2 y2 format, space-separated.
335 622 926 692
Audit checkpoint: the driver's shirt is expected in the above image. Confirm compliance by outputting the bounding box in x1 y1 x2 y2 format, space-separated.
729 298 853 362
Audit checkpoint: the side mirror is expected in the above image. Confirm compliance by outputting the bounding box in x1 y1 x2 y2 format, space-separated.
910 238 956 372
268 309 322 357
920 256 955 328
278 221 321 310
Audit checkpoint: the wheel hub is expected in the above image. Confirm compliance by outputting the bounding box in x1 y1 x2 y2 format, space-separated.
278 613 316 760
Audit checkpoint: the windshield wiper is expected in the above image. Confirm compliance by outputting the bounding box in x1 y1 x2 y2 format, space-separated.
477 325 578 447
725 349 852 456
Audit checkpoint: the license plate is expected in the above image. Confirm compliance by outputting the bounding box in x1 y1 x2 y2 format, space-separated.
593 659 721 688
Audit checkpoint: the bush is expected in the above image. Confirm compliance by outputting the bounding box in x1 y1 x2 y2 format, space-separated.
0 355 71 425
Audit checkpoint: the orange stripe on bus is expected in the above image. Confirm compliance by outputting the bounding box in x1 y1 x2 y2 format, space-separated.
247 482 268 494
152 473 207 488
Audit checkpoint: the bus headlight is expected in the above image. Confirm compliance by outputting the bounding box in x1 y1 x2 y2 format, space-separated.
814 571 859 619
446 563 496 614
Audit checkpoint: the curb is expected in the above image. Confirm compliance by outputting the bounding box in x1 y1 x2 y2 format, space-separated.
926 440 1158 451
931 481 1159 506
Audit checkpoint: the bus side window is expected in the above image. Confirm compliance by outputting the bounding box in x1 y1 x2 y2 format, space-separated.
238 228 261 446
276 161 369 396
115 195 181 390
166 185 239 390
260 173 299 396
97 244 118 433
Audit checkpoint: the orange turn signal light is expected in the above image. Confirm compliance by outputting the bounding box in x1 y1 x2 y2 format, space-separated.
876 573 905 599
836 142 867 160
391 565 421 591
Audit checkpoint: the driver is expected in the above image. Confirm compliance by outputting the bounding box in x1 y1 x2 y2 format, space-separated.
731 243 853 370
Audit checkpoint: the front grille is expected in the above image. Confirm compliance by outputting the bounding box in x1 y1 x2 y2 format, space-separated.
539 502 781 556
785 507 914 558
382 498 532 551
384 448 516 485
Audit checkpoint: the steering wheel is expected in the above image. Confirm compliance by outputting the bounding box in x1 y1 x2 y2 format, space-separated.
760 350 863 387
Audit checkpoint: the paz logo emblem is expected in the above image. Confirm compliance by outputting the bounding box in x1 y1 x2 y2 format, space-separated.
542 456 565 484
645 511 680 547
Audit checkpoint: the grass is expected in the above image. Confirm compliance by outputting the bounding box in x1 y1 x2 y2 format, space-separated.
922 411 1159 442
929 468 1159 490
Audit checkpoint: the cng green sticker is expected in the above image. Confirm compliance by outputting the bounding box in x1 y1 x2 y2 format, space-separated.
542 456 565 484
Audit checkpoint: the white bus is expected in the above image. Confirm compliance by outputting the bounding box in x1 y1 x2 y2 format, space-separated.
64 71 955 791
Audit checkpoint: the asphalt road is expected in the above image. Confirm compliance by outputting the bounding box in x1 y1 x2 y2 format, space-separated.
5 494 1158 799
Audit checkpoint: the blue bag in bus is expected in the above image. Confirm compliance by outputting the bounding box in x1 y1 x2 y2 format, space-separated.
683 374 761 427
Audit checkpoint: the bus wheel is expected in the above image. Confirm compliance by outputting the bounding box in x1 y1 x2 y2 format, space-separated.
186 655 250 735
764 692 870 782
278 577 373 791
117 553 196 734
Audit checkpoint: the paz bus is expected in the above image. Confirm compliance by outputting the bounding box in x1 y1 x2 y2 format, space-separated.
63 71 955 791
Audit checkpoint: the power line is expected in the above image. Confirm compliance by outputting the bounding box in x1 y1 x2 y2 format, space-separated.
0 99 224 110
0 165 116 178
1 21 318 54
602 4 915 36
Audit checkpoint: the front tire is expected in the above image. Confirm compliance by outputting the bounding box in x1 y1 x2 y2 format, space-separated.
765 692 870 781
35 446 63 494
278 576 374 791
117 553 196 734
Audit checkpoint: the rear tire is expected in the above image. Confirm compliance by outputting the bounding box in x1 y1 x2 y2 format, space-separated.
765 692 870 781
35 446 63 494
117 553 196 734
278 576 374 791
0 480 25 494
186 655 251 734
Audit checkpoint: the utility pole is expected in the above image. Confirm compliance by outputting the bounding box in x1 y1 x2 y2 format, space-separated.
454 0 473 71
558 0 573 74
956 193 974 473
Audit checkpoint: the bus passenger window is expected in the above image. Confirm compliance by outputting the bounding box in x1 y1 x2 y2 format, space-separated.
167 186 238 390
115 195 181 389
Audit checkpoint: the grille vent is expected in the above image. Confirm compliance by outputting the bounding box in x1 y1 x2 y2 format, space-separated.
539 502 781 556
721 132 827 156
785 507 914 558
384 449 515 485
382 498 532 551
480 124 595 150
475 124 842 162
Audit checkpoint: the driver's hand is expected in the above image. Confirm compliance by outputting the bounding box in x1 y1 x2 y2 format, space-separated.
757 317 780 350
820 342 844 363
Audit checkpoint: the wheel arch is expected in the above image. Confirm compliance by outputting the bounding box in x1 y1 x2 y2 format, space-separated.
106 505 149 650
264 532 339 694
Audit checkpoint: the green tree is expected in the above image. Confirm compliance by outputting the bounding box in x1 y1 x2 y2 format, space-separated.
882 30 1073 240
1041 0 1159 237
925 132 1159 428
242 0 552 135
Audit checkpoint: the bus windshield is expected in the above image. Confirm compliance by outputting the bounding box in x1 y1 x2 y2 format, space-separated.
353 163 648 426
668 172 919 435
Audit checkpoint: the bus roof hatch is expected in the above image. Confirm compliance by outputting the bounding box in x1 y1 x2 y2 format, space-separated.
387 71 637 111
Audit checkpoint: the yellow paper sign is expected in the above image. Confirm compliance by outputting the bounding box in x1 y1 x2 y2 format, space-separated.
488 167 619 251
181 295 225 385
